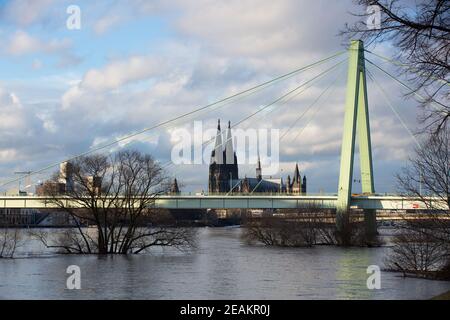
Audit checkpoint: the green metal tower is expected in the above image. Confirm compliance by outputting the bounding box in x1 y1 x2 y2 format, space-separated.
336 40 375 232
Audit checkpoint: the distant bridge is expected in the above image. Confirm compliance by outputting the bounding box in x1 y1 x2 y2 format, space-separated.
2 40 447 234
0 194 446 211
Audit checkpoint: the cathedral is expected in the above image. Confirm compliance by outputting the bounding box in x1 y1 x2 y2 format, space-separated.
208 119 307 194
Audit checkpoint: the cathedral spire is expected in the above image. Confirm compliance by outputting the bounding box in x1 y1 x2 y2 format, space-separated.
292 163 302 193
225 120 234 165
302 175 307 194
294 163 300 182
211 119 223 164
256 154 262 181
170 178 180 194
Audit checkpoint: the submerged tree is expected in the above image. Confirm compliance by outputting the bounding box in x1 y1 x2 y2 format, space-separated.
397 126 450 221
242 208 382 248
0 228 22 258
388 127 450 278
38 150 196 254
386 228 448 276
343 0 449 133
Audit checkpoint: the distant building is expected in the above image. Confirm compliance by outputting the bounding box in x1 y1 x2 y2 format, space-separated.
208 120 239 193
59 161 74 192
35 181 66 196
36 162 75 196
286 163 307 194
208 119 307 194
170 178 180 194
86 176 102 195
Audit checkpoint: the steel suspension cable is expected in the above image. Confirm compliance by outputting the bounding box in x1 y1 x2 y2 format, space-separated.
160 52 345 132
0 51 346 189
246 58 348 126
168 61 347 193
163 59 346 174
364 49 450 87
365 58 448 111
280 62 345 142
289 70 342 144
366 67 422 148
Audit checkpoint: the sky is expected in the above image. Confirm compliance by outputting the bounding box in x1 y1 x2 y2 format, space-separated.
0 0 422 194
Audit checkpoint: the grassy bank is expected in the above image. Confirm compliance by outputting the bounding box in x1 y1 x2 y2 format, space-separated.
431 291 450 300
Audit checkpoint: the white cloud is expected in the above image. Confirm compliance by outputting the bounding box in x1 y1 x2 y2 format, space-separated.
6 30 71 56
0 0 421 192
93 14 124 35
80 56 165 91
1 0 56 27
0 88 26 131
0 149 18 163
61 85 81 110
169 0 354 60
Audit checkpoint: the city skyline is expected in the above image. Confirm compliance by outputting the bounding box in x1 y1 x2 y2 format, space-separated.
0 0 449 305
0 0 420 194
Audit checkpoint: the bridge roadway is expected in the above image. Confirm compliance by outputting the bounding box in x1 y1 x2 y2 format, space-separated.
0 194 447 211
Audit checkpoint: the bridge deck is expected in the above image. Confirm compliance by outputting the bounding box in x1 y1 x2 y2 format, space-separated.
0 195 446 211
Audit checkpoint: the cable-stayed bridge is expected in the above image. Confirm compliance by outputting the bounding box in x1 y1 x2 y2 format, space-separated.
1 40 448 233
0 194 441 211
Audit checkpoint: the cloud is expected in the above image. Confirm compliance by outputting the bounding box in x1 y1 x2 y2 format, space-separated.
93 14 124 35
2 30 80 68
6 30 71 56
0 0 421 193
169 0 355 59
32 59 43 70
0 149 18 163
0 0 56 27
0 87 50 171
0 87 27 131
89 0 168 35
80 56 166 91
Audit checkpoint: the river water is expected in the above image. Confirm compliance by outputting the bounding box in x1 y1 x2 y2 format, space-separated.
0 227 449 300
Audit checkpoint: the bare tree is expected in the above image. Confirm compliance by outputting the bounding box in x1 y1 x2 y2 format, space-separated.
242 215 318 247
334 210 384 247
39 150 196 254
243 208 383 248
390 127 450 278
386 228 449 277
0 228 22 258
242 209 333 247
343 0 450 133
396 127 450 237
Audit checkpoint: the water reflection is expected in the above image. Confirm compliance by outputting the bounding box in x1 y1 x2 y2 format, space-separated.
335 249 372 299
0 228 449 299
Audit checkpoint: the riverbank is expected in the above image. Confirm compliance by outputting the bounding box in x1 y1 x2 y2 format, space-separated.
432 290 450 300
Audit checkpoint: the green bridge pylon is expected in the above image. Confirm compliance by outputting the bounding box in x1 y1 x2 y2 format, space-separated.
336 40 376 235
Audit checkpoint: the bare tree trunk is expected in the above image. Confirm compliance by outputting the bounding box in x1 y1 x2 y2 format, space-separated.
39 150 196 254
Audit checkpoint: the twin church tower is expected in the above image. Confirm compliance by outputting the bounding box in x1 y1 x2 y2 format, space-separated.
208 119 306 194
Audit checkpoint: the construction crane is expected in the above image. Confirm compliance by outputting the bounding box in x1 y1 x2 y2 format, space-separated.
14 171 32 194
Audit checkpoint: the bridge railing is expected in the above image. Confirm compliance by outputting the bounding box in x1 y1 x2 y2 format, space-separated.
0 192 351 198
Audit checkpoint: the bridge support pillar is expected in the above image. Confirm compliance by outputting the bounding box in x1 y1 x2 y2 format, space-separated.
336 40 376 236
364 209 377 240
